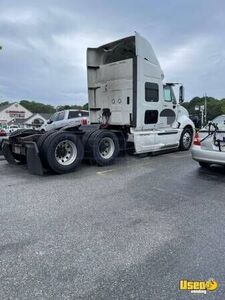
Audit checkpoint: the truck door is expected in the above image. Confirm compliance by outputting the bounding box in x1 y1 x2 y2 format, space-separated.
142 81 161 130
67 110 80 126
54 111 65 129
160 84 177 128
155 85 180 148
46 112 58 131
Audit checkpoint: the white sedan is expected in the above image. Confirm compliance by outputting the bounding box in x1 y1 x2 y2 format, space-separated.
192 115 225 168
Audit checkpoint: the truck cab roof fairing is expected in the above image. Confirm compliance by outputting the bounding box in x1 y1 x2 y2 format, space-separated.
87 36 136 67
87 33 164 78
135 32 164 79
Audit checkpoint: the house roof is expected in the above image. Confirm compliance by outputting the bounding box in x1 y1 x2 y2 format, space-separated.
0 103 53 120
8 118 28 125
6 112 51 125
0 102 16 112
24 114 38 122
39 113 52 120
25 113 52 122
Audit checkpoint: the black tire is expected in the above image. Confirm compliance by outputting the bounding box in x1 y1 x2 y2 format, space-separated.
86 130 119 166
42 131 84 174
37 130 57 168
37 129 56 151
199 162 210 168
179 127 193 151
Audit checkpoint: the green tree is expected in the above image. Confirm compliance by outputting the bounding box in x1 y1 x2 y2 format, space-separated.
82 103 88 110
220 99 225 114
182 96 223 121
0 101 10 107
20 100 56 114
56 103 89 111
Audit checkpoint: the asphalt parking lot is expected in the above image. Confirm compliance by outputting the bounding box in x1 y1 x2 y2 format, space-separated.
1 151 225 299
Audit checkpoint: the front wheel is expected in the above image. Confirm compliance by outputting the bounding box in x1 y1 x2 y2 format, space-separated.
179 128 193 151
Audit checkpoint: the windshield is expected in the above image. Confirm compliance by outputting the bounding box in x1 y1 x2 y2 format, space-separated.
163 85 176 103
49 113 58 122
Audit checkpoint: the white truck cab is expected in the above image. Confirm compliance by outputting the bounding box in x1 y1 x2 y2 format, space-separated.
87 32 194 154
3 33 195 175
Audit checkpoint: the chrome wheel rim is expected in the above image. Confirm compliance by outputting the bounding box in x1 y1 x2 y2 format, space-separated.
183 132 192 149
55 140 77 166
99 137 115 159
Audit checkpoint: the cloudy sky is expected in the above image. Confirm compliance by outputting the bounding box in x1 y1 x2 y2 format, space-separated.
0 0 225 106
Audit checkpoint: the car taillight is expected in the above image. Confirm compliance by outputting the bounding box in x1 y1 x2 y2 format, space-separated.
0 131 7 136
193 132 201 145
80 118 88 125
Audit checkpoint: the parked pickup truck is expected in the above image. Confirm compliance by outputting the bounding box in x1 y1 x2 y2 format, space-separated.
40 110 90 132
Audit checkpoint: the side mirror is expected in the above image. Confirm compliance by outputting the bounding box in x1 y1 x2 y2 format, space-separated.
179 85 185 103
47 120 52 124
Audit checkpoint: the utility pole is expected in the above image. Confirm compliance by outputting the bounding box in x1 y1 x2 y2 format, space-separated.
204 93 207 125
200 105 204 128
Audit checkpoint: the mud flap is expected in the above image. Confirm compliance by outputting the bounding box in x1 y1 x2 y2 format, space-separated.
2 141 16 164
26 142 44 175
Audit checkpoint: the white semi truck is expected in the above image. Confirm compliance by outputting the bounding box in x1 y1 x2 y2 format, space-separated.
2 33 194 175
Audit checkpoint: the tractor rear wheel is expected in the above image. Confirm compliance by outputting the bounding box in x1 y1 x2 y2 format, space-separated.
42 132 84 174
86 130 119 166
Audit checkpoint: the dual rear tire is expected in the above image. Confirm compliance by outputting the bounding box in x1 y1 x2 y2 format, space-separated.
37 129 120 173
38 131 84 174
85 130 120 166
